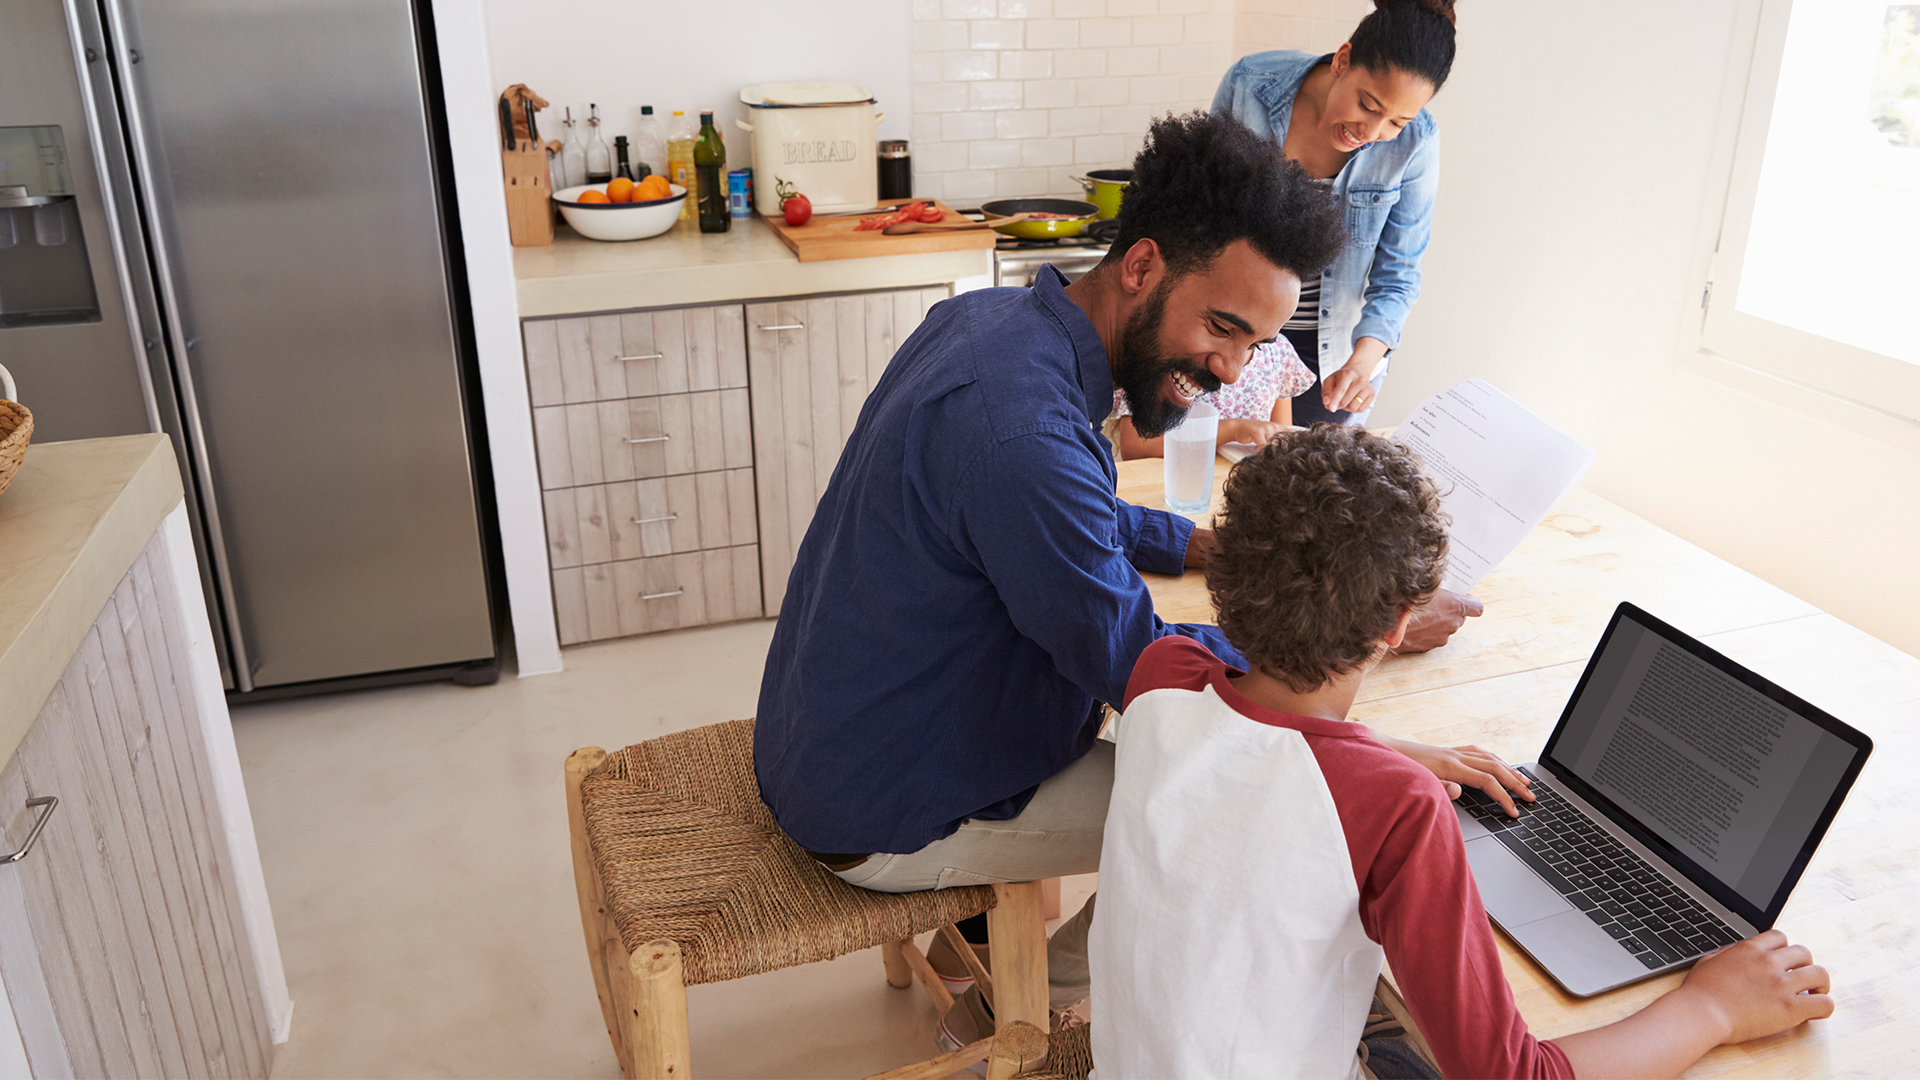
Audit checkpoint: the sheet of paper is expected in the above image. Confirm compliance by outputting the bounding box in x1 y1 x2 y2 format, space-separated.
1395 379 1595 593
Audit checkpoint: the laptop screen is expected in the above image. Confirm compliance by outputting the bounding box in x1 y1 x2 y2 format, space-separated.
1541 603 1871 927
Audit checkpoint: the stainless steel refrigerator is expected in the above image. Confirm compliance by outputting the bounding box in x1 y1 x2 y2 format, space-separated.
1 0 501 697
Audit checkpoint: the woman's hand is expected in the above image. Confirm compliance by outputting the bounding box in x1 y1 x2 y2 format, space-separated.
1216 419 1288 448
1375 735 1535 816
1320 337 1390 414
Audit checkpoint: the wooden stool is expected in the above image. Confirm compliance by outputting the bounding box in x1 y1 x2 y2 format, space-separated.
566 718 1051 1079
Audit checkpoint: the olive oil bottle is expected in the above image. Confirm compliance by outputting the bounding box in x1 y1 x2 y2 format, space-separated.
694 110 729 233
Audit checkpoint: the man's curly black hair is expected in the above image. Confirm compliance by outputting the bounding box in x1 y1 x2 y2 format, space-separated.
1101 110 1346 282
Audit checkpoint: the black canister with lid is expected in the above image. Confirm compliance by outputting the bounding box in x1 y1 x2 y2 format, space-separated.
878 139 912 201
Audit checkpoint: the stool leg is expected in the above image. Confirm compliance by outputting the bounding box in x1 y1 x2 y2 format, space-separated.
613 939 692 1080
566 749 621 1061
881 939 913 989
986 882 1048 1034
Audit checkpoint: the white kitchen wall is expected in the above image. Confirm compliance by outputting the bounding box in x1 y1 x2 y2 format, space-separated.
906 0 1240 203
1233 0 1369 60
480 0 912 176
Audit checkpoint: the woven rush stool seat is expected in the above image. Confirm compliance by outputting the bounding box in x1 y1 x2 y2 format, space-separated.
579 718 995 983
567 718 1054 1079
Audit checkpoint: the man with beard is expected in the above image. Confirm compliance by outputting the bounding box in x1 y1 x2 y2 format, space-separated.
753 111 1500 1036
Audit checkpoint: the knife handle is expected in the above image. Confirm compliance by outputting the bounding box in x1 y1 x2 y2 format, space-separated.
499 97 516 151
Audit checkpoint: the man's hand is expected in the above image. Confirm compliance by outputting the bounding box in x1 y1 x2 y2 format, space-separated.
1184 527 1218 569
1217 418 1287 448
1392 589 1483 653
1377 736 1535 815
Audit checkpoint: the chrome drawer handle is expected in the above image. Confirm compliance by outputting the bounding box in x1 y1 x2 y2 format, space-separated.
615 353 665 362
756 323 805 331
640 589 684 601
624 435 671 444
631 513 678 525
1 796 58 866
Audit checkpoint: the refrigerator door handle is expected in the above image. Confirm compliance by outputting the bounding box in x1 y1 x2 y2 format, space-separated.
93 0 258 691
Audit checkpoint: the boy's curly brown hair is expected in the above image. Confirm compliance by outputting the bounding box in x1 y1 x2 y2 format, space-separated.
1206 425 1449 692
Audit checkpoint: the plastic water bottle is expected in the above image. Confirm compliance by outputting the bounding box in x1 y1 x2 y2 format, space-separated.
1163 399 1219 515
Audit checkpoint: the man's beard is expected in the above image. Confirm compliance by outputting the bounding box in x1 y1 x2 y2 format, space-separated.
1114 278 1218 439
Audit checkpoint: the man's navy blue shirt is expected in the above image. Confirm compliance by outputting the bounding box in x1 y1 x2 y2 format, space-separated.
754 267 1243 855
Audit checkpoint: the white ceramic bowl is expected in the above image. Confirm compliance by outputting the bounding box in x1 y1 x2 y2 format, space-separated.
553 183 685 241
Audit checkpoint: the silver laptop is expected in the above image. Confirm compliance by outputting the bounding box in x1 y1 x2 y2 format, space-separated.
1456 602 1872 997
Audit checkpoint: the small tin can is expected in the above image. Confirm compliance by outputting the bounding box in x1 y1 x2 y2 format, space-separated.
728 169 753 219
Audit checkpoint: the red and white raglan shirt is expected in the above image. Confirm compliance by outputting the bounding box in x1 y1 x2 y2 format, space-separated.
1089 637 1574 1079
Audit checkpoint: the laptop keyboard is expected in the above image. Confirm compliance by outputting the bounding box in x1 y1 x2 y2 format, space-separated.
1458 773 1744 970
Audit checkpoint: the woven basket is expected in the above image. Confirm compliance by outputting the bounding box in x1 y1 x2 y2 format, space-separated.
0 363 30 501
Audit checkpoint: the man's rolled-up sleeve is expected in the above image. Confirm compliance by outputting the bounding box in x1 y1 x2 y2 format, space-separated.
953 430 1239 707
1115 499 1194 576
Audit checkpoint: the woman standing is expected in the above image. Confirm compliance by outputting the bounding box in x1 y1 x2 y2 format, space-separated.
1212 0 1457 425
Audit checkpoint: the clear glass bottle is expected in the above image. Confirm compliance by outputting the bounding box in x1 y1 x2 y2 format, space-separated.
694 110 729 233
558 107 586 189
634 105 666 181
585 103 613 185
666 111 697 222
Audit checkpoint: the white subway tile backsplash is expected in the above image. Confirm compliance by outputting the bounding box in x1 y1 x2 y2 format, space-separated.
1022 138 1076 166
1047 165 1087 194
998 0 1047 16
913 54 944 83
995 109 1051 139
999 49 1055 79
1107 46 1159 75
944 0 998 18
916 140 970 171
1179 71 1223 100
1156 43 1211 73
944 51 1000 80
1024 18 1080 48
944 110 998 141
1131 14 1185 43
1054 49 1109 78
914 0 943 19
1106 0 1156 16
1183 11 1234 40
945 170 1000 200
1129 75 1182 103
914 172 948 199
1079 17 1132 47
1024 79 1077 109
994 168 1051 196
970 18 1025 48
971 139 1026 168
913 115 943 143
1049 106 1103 135
1157 0 1215 13
970 80 1025 109
1099 103 1154 133
1074 76 1131 105
917 81 971 112
914 20 972 51
1074 133 1129 164
1053 0 1104 15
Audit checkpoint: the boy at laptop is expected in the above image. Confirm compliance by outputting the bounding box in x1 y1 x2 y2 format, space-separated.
1090 426 1833 1078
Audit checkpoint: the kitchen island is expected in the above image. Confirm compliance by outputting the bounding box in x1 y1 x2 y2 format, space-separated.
0 434 288 1078
511 217 992 646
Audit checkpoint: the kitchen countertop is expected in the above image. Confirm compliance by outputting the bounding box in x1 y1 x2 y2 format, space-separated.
513 216 993 318
0 433 183 763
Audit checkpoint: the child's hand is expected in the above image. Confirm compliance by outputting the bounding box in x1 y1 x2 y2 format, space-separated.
1376 736 1535 816
1216 419 1288 448
1674 930 1833 1044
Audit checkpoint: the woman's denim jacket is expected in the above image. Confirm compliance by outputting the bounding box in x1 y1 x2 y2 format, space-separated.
1212 49 1438 370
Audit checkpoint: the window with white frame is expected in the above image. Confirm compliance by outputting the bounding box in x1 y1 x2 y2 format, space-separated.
1703 0 1920 423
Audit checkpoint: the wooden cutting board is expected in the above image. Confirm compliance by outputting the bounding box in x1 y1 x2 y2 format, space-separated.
764 199 997 262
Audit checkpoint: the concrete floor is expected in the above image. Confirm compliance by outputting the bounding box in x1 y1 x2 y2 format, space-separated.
232 619 1094 1079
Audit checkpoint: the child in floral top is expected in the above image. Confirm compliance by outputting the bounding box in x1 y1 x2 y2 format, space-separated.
1109 337 1316 460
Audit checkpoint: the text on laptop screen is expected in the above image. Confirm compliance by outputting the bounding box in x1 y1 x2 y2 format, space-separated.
1549 615 1857 909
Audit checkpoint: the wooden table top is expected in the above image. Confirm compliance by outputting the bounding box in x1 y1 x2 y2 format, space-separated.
1119 456 1920 1075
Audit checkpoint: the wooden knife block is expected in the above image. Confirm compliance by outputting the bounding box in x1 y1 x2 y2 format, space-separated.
503 145 553 247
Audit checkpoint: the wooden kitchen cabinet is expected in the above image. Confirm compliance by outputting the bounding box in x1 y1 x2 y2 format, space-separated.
747 287 947 615
0 535 272 1079
525 284 948 642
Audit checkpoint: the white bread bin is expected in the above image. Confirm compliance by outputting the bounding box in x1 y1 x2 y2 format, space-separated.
736 82 885 217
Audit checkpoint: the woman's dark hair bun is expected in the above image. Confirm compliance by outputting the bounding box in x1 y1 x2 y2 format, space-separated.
1353 0 1457 89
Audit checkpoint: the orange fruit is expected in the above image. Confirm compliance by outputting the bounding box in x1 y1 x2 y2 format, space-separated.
637 175 671 201
576 189 610 204
607 177 636 203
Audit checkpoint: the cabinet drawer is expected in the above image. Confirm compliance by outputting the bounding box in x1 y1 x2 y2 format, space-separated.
523 303 748 408
533 388 750 491
544 467 757 569
552 545 762 644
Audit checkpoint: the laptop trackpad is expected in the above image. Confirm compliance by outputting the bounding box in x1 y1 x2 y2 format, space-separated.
1464 837 1571 927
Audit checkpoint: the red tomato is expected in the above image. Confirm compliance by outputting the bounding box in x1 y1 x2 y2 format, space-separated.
915 202 945 223
782 193 812 227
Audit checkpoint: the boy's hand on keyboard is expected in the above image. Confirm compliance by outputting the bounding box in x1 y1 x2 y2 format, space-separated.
1376 736 1535 816
1675 929 1834 1044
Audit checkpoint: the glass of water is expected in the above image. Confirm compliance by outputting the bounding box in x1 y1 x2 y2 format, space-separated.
1163 399 1219 515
